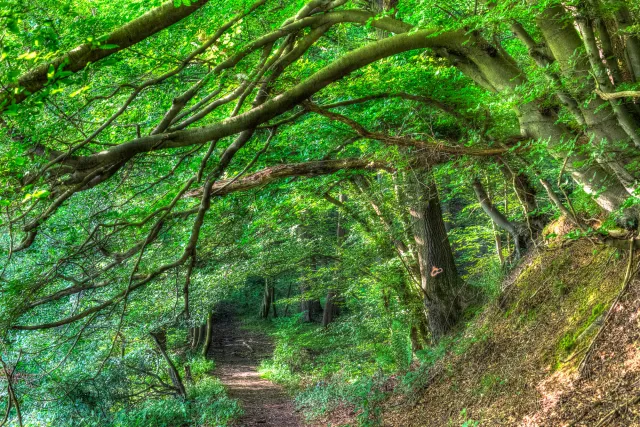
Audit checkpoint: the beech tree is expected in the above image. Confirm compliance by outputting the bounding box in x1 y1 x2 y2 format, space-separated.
1 0 640 423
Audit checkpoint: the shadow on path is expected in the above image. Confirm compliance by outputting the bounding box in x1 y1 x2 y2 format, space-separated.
207 306 301 427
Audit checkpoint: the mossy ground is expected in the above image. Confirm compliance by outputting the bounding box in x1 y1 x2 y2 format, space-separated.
381 236 640 426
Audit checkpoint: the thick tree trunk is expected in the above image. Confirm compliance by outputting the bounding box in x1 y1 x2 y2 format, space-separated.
443 20 635 214
150 330 187 399
534 4 640 165
517 104 632 215
616 6 640 82
593 17 623 85
407 170 466 340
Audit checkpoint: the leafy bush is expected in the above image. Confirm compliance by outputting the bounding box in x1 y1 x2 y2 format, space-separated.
113 377 241 427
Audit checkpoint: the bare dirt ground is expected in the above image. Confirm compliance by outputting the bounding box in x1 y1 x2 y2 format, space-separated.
207 307 301 427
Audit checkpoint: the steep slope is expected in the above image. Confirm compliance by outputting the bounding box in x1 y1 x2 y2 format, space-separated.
382 236 640 426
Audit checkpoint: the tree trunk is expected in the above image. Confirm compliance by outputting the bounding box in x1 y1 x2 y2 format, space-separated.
472 177 524 258
191 326 200 350
271 284 278 318
407 169 466 340
201 311 213 356
323 193 347 327
198 324 206 348
150 331 187 399
284 282 293 316
260 278 272 319
322 291 336 327
492 224 505 268
616 6 640 82
441 21 635 214
184 365 194 384
353 176 421 283
184 255 195 320
498 159 544 233
300 286 312 322
301 256 322 322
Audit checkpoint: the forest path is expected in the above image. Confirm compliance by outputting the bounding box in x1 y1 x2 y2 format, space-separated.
207 307 301 427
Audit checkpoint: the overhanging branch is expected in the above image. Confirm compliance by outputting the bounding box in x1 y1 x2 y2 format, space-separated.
186 158 392 198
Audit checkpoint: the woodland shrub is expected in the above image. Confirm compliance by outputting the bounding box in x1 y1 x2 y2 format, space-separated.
112 377 241 427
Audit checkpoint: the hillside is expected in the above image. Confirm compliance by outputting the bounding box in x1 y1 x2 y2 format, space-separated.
3 0 640 426
248 226 640 426
383 237 640 426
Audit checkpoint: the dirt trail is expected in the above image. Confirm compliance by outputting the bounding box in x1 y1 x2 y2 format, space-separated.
207 307 301 427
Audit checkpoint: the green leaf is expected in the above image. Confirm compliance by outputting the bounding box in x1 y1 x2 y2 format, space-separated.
69 86 89 98
32 190 50 199
17 51 37 60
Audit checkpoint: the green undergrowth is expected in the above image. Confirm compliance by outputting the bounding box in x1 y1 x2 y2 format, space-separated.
255 312 408 426
111 356 242 427
251 297 497 425
250 237 631 426
254 312 496 426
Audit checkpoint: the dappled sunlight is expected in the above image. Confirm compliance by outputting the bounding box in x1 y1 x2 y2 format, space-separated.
2 0 640 425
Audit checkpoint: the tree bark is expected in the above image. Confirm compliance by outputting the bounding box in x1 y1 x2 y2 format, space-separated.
201 311 213 356
322 291 336 328
190 327 199 350
472 177 523 258
150 331 187 399
284 283 293 317
408 169 466 340
197 324 206 349
616 6 640 82
439 15 636 214
186 158 392 199
271 284 278 318
323 193 346 327
301 256 322 323
260 278 273 319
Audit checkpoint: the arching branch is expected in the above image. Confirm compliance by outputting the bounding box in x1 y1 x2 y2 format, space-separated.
55 27 463 172
1 0 212 111
186 158 393 198
304 102 510 159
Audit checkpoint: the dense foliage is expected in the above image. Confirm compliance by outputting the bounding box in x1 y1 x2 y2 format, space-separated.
1 0 639 425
